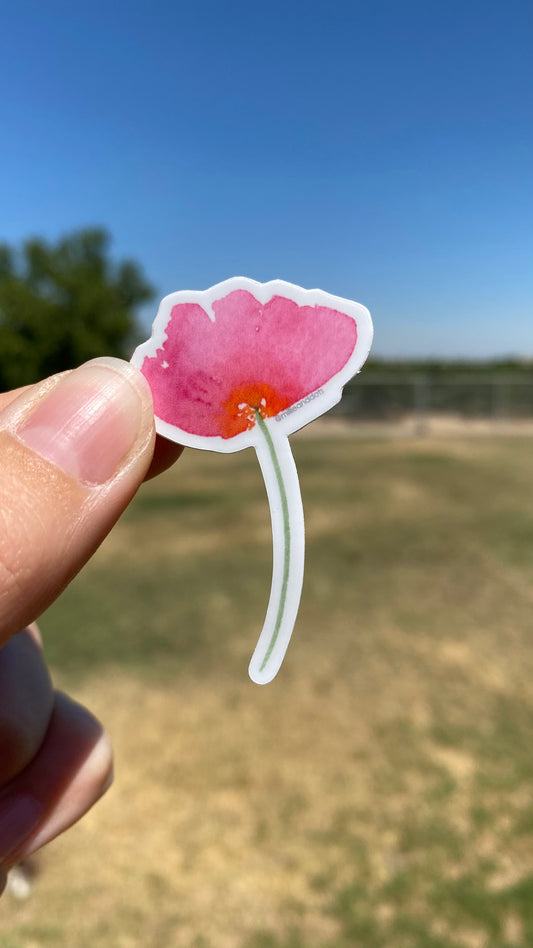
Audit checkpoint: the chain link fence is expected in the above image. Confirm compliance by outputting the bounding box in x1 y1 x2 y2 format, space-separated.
333 375 533 425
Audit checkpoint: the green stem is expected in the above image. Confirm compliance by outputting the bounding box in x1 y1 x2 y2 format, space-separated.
255 411 291 670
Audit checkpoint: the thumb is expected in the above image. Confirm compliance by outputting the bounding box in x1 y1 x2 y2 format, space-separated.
0 358 155 646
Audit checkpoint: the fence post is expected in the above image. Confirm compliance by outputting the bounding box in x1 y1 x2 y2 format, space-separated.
490 378 506 419
413 375 430 436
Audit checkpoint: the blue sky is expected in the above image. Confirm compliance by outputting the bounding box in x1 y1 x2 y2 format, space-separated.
1 0 531 357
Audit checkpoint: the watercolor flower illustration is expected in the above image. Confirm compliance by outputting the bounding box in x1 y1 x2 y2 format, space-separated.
132 278 373 684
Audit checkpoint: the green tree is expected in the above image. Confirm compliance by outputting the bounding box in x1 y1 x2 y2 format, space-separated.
0 228 154 390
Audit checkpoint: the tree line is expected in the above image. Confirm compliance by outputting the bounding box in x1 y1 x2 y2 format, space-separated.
0 228 153 391
1 229 530 392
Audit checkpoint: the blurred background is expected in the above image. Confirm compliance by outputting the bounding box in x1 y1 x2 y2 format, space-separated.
1 1 532 946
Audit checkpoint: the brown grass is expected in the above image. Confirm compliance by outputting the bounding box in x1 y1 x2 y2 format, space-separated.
2 436 533 947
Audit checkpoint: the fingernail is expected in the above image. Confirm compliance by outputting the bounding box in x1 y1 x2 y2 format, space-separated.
0 793 44 865
15 358 152 486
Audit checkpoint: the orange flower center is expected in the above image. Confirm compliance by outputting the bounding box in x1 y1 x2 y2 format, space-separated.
220 382 293 438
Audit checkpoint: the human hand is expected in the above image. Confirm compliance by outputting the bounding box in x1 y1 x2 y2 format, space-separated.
0 358 182 893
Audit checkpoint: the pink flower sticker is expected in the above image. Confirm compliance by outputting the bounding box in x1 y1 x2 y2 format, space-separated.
132 278 373 683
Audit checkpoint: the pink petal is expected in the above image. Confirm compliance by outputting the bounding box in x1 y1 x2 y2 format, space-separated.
141 290 357 438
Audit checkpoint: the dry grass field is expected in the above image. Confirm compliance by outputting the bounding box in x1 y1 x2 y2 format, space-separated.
1 434 533 948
